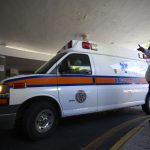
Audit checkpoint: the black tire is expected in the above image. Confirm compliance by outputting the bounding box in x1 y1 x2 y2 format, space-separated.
22 101 59 140
142 93 150 115
14 117 23 135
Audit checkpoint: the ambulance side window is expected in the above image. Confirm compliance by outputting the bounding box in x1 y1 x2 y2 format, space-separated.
50 67 57 74
59 54 92 75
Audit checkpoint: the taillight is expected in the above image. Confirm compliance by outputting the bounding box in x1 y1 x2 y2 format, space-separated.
82 42 91 49
13 83 26 89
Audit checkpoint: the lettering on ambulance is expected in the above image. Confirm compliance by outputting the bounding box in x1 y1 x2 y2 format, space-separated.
115 77 133 84
115 77 146 84
95 76 146 85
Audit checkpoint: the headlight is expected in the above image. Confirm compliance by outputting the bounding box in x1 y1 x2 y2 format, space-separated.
0 85 2 93
0 84 9 94
0 85 9 105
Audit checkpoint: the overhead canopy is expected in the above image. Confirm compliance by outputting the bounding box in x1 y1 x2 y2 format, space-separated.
0 0 150 58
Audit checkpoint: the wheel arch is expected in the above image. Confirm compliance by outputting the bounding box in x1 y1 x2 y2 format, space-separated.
16 95 63 120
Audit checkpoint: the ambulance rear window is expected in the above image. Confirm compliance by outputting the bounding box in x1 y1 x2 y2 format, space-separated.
35 53 66 74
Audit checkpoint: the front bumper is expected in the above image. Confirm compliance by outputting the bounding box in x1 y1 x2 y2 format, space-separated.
0 105 20 129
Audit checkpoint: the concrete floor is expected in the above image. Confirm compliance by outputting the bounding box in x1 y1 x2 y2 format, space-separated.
0 106 146 150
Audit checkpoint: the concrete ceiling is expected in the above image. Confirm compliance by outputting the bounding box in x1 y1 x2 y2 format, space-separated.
0 0 150 55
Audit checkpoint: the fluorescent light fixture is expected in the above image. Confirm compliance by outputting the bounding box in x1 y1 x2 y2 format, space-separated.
6 45 52 56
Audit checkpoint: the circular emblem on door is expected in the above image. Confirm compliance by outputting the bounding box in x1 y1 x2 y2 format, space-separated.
75 90 87 103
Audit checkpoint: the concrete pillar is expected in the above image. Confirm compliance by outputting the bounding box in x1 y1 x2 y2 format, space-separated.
0 55 6 81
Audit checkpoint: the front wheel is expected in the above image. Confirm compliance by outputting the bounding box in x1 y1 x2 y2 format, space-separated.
142 93 150 115
22 101 59 140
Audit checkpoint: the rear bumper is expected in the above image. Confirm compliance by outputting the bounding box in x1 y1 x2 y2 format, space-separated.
0 105 20 129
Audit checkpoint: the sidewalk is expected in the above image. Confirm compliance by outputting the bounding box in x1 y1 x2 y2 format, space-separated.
121 120 150 150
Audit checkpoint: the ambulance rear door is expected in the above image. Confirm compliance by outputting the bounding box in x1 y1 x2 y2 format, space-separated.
92 54 134 111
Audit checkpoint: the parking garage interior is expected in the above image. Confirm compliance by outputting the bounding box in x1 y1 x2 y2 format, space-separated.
0 0 150 150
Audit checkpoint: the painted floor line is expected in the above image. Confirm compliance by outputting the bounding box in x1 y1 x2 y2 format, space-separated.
110 118 150 150
81 115 149 150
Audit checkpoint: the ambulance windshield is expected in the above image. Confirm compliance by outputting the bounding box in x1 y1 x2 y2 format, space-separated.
35 53 66 74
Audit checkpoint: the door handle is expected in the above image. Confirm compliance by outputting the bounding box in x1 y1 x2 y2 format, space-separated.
93 77 96 84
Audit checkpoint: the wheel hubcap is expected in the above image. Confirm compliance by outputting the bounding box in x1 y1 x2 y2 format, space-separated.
35 109 54 133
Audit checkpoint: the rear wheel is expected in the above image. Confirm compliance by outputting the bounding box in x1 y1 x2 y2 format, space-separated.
22 101 59 140
142 93 150 115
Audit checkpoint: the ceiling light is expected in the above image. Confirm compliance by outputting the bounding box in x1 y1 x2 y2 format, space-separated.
6 45 52 56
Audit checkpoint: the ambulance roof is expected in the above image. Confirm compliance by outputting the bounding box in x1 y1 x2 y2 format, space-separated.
58 40 145 61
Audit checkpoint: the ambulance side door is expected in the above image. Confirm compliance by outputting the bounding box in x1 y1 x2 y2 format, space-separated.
57 53 97 117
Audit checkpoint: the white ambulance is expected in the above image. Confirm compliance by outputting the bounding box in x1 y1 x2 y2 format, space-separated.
0 40 149 140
